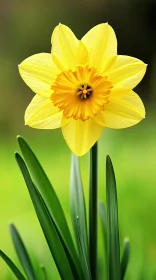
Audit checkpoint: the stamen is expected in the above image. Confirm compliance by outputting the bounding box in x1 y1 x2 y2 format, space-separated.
77 84 93 100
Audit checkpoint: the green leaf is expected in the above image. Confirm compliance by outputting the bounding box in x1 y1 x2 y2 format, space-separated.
0 250 26 280
99 202 107 247
17 136 81 279
40 264 48 280
106 155 120 280
15 153 75 280
98 202 107 280
99 202 107 259
120 238 130 280
70 154 91 280
75 217 92 280
10 224 37 280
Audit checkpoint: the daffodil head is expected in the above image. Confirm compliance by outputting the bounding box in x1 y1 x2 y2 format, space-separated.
19 23 147 156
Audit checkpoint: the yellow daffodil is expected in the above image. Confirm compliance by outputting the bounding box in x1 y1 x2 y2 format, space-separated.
19 23 146 156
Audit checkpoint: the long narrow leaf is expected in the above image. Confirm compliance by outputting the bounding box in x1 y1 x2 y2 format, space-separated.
51 221 81 280
98 202 107 280
121 238 130 280
99 202 107 249
99 202 107 267
76 217 92 280
40 265 48 280
17 136 81 279
15 153 75 280
0 250 26 280
70 154 91 280
10 224 37 280
106 155 120 280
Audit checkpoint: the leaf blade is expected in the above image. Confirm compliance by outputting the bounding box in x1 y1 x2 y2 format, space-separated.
40 264 48 280
121 238 130 280
0 250 26 280
99 202 107 249
99 202 107 260
70 154 91 280
10 224 37 280
17 136 81 279
15 153 75 280
106 155 120 280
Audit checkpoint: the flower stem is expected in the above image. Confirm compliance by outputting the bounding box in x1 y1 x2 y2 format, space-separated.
89 142 98 280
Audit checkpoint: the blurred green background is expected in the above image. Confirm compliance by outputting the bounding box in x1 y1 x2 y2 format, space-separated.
0 0 156 279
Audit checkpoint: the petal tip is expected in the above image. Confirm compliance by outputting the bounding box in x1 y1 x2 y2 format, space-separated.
18 64 22 69
24 119 29 126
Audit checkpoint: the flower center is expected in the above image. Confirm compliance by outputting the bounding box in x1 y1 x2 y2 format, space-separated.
51 65 113 121
76 84 93 100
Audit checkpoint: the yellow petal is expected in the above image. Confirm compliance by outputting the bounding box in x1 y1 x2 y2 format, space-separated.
61 117 104 156
77 41 88 65
25 94 63 129
95 89 145 128
52 24 87 70
19 53 59 97
105 55 147 89
81 23 117 72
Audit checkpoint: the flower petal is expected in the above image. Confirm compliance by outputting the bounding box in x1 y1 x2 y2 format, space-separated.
19 53 59 97
77 41 88 65
105 55 147 89
61 117 104 156
25 94 63 129
51 24 88 70
95 89 145 128
81 23 117 72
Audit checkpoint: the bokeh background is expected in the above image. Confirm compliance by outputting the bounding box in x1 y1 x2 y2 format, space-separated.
0 0 156 279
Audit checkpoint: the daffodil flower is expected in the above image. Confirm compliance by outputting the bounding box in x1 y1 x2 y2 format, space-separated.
19 23 146 156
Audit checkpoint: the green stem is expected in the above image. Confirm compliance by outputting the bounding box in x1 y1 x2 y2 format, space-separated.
89 142 98 280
